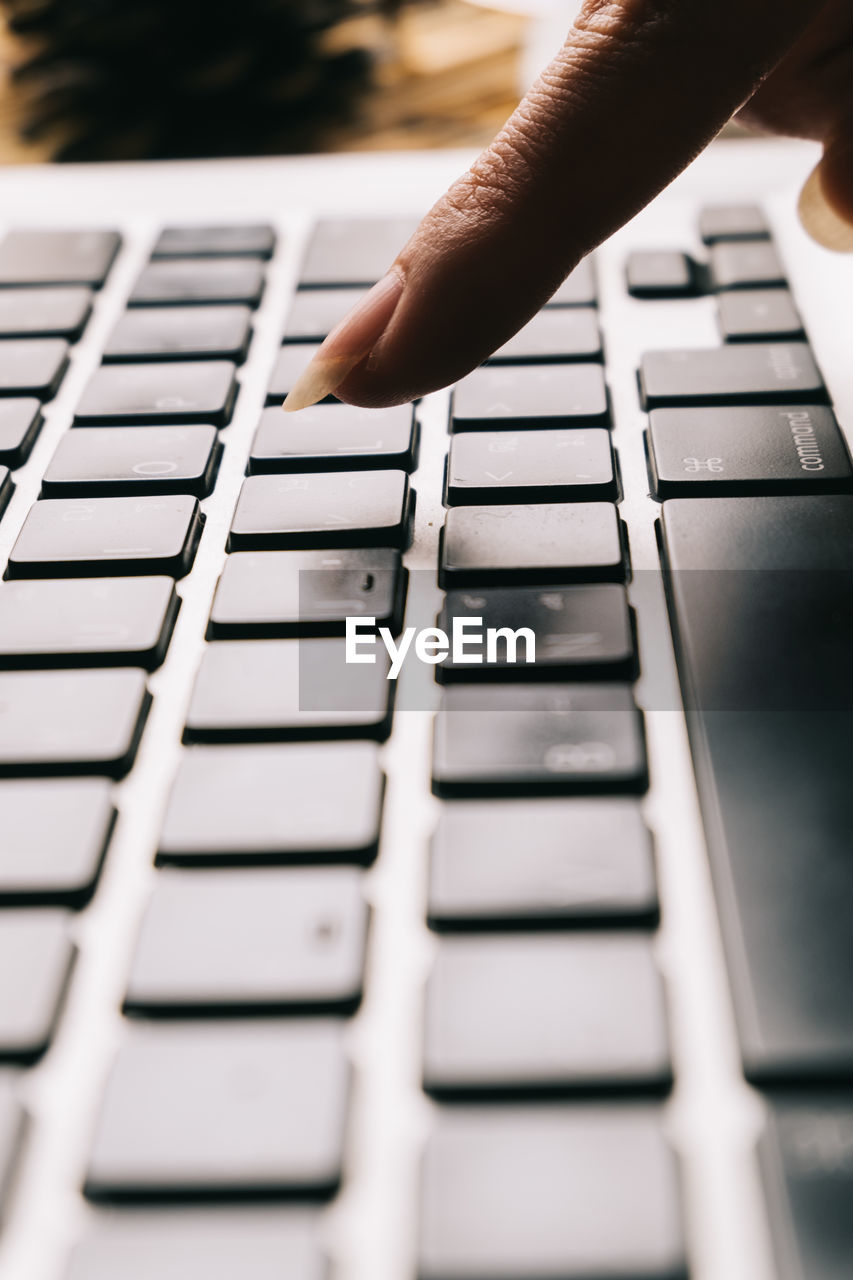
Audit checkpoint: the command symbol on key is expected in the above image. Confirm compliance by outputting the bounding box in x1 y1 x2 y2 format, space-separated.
683 457 724 473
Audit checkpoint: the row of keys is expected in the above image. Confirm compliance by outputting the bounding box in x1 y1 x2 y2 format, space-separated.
626 239 785 299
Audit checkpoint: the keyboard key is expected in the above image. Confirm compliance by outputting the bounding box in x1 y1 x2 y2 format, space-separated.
300 218 418 287
445 428 616 504
437 584 634 681
0 339 69 399
129 259 265 307
699 203 769 243
230 471 411 551
152 224 276 259
423 934 671 1096
647 405 853 498
432 683 647 797
626 251 699 298
0 1078 25 1219
0 230 121 287
543 257 597 307
660 495 853 1080
0 668 150 777
718 288 804 342
284 288 367 342
419 1107 686 1279
43 426 222 498
709 241 786 290
75 361 238 426
249 403 417 473
0 779 115 906
84 1022 349 1200
266 345 331 406
8 495 203 579
452 364 609 430
0 286 92 339
428 798 656 929
103 306 252 363
209 548 404 639
0 577 178 669
0 399 42 467
124 868 368 1015
159 743 384 865
440 503 625 586
0 466 12 518
0 912 74 1062
184 639 393 742
638 343 825 409
761 1094 853 1280
486 308 602 363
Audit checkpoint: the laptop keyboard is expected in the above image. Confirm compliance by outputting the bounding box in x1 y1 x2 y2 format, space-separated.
0 195 850 1280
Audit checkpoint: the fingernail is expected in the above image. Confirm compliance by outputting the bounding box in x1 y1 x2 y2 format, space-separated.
798 163 853 253
283 270 405 411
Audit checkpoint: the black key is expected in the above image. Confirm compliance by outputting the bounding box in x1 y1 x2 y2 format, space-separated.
124 868 368 1016
0 1079 26 1217
699 204 769 243
152 224 276 259
639 343 825 409
761 1094 853 1280
158 743 384 866
0 779 115 906
0 577 179 669
626 251 699 298
84 1022 349 1200
103 306 252 363
8 495 203 579
432 683 647 797
129 260 265 307
209 548 404 639
718 288 804 342
543 257 597 307
445 428 615 504
0 399 42 467
440 503 625 586
0 286 92 339
0 912 75 1062
0 339 69 399
709 241 786 290
184 639 393 742
0 668 150 777
75 361 237 427
249 403 417 473
423 934 671 1097
486 308 602 363
660 495 853 1080
284 288 366 341
452 364 609 430
300 218 419 287
419 1106 686 1279
266 345 331 406
437 584 634 681
647 405 853 498
43 426 222 498
0 466 13 518
428 798 656 930
230 471 411 551
0 230 121 287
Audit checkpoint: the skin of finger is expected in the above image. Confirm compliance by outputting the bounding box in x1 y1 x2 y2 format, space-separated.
336 0 821 408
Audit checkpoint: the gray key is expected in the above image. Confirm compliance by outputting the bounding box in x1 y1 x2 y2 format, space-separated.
0 668 150 777
638 343 825 409
267 345 330 406
440 503 625 586
428 799 656 929
0 466 12 519
8 495 203 578
129 259 265 307
543 257 597 307
486 309 602 363
284 288 367 342
0 577 179 669
75 361 238 426
250 404 417 474
300 218 418 286
0 339 69 399
184 639 393 742
0 912 75 1061
152 224 276 259
0 230 121 286
43 425 221 499
419 1106 686 1279
159 743 384 865
626 251 698 298
124 868 368 1015
0 287 92 339
209 548 403 638
718 288 804 342
699 204 769 243
423 934 671 1096
84 1022 349 1200
709 241 786 290
0 1078 26 1220
230 471 411 551
445 429 615 504
0 779 115 906
0 399 42 468
104 306 252 363
432 683 647 797
452 364 609 430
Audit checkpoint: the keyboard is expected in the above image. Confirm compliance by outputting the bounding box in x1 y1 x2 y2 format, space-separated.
0 140 851 1280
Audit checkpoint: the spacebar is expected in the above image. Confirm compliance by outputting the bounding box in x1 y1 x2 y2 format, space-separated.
659 495 853 1083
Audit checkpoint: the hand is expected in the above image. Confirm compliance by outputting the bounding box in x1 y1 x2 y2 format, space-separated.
284 0 853 411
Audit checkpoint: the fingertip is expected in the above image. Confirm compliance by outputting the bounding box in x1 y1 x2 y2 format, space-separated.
798 159 853 253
